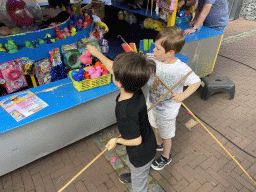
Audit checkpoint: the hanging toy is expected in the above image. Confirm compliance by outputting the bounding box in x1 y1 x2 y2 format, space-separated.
6 0 34 26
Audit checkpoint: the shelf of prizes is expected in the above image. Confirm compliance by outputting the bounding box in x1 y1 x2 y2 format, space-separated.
0 0 223 176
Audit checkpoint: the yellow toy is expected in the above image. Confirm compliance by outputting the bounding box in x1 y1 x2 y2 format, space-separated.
118 10 125 20
143 18 166 31
96 21 109 33
0 43 6 52
71 27 77 36
61 5 66 11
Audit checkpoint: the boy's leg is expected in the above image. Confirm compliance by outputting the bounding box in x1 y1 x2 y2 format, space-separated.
127 156 153 192
153 127 163 146
151 118 176 170
162 138 172 159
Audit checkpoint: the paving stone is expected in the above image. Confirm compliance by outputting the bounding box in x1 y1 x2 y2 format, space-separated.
96 140 107 151
92 133 105 143
148 183 165 192
115 145 127 156
110 158 124 170
104 150 118 161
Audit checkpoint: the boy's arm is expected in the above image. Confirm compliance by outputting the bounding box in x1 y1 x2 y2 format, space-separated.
105 136 142 151
86 44 114 74
171 81 201 103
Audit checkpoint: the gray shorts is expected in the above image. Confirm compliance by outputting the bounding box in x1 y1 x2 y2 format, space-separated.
148 110 176 139
127 156 154 192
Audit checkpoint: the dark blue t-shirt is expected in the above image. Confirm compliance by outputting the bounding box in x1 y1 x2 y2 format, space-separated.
198 0 229 31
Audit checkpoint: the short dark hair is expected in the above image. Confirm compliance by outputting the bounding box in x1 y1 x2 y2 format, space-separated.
155 26 185 54
113 52 156 93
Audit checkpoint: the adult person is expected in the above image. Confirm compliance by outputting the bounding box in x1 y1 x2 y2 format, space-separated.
184 0 229 34
177 0 197 11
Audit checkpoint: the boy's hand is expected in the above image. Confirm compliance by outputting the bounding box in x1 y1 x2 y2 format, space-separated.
86 44 100 57
170 93 186 103
105 138 118 151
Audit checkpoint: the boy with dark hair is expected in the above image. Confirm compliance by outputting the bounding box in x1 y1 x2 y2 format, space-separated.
86 45 157 192
146 26 201 170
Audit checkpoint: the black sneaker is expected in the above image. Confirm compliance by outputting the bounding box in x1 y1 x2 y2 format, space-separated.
156 144 163 151
119 173 131 184
151 154 172 170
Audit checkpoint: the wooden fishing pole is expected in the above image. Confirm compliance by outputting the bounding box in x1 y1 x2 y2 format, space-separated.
58 72 192 192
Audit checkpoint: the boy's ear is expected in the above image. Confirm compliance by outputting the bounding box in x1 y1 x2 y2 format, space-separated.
167 50 175 56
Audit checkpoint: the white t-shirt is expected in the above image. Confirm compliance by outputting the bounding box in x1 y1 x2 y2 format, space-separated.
146 57 201 119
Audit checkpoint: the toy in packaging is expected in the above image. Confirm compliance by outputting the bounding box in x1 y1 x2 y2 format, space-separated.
0 59 28 94
19 58 35 75
49 48 62 67
49 48 67 82
34 58 51 86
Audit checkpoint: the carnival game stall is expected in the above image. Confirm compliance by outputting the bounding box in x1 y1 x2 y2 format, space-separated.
0 0 223 176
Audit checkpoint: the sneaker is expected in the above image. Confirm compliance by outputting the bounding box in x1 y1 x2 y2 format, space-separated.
151 154 172 170
156 144 163 151
119 173 131 184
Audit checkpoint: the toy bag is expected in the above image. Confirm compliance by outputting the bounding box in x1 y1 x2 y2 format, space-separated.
0 59 28 94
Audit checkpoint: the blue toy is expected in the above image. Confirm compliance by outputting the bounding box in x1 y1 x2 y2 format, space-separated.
76 25 82 31
71 70 78 77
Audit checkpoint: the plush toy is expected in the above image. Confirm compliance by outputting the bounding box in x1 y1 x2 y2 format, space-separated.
143 18 166 31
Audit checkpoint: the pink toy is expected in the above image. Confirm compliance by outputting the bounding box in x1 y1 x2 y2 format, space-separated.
102 71 108 75
83 50 91 57
83 21 89 28
90 70 101 79
86 67 95 75
95 66 103 75
86 67 101 79
77 19 83 27
63 27 71 36
79 55 92 66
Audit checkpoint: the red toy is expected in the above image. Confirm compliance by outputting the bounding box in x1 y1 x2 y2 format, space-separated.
85 15 92 24
83 71 90 79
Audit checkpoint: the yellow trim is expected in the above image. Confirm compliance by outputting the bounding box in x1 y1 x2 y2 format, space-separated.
211 34 224 72
30 74 37 87
167 0 178 27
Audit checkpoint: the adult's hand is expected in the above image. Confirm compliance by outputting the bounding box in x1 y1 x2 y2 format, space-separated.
184 27 197 34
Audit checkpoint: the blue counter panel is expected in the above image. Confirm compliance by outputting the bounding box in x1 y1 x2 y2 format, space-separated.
0 78 119 135
177 23 223 43
0 53 189 135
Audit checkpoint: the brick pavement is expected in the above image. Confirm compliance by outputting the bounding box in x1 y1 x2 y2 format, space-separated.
1 19 256 192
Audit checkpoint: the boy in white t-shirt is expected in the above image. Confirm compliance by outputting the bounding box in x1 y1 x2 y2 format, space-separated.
146 26 201 170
